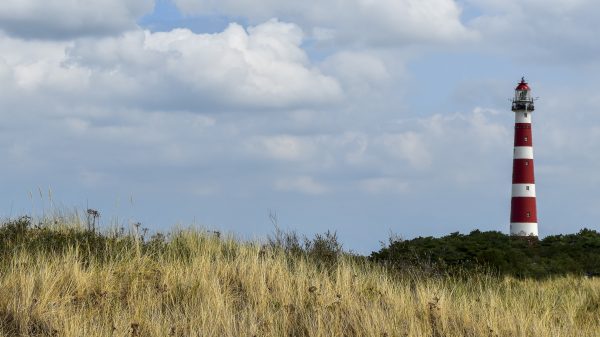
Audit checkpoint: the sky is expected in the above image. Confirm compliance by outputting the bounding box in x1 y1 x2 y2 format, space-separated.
1 0 599 253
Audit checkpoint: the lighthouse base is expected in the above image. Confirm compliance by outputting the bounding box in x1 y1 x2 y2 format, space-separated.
510 223 538 237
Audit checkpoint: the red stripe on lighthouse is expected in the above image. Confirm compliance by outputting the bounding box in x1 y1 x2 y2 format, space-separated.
512 159 535 184
514 128 533 147
510 197 538 223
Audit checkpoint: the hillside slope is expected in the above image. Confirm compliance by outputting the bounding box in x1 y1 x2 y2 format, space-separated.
1 218 599 336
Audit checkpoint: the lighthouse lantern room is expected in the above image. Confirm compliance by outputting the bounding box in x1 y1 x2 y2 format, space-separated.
510 77 538 237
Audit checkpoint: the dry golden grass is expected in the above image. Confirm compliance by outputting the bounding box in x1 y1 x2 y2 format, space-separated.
0 225 599 337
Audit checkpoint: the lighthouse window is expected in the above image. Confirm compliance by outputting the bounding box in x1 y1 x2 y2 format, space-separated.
524 113 528 118
525 161 529 166
524 137 528 143
519 91 528 100
526 212 531 218
526 186 530 191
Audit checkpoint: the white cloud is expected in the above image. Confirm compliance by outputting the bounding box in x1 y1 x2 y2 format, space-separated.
376 132 433 169
234 107 510 197
244 132 378 172
70 20 342 110
249 135 319 162
359 177 410 195
240 107 509 186
0 0 153 39
0 20 343 112
173 0 476 46
321 51 391 95
275 176 329 195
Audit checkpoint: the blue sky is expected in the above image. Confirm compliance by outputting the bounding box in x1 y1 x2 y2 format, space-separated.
1 0 599 253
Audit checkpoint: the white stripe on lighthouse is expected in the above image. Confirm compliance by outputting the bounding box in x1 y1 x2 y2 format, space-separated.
511 184 536 197
510 223 538 236
515 111 532 123
513 146 534 159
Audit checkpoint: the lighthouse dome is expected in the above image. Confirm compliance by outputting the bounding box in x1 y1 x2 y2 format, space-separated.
516 77 530 91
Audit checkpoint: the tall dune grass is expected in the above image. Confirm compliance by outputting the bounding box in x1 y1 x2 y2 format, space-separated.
0 218 598 336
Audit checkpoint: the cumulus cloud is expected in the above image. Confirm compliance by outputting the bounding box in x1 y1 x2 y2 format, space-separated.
236 107 512 197
173 0 475 46
244 133 365 172
321 51 391 96
0 20 342 112
376 132 433 170
0 0 153 39
72 20 341 110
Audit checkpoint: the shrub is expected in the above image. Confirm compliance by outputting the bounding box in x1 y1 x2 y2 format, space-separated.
371 228 600 278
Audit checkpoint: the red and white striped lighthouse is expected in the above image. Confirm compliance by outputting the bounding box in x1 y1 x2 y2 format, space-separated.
510 78 538 236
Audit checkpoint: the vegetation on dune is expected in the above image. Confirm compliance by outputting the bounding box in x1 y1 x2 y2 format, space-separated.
371 229 600 278
0 216 599 336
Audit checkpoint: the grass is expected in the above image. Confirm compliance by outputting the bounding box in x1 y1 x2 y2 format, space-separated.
0 217 599 336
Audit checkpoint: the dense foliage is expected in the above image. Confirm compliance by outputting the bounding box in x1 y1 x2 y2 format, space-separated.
370 229 600 278
3 216 600 279
0 217 347 267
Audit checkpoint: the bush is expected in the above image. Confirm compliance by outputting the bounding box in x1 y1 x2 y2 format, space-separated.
370 229 600 278
267 227 343 266
0 216 140 266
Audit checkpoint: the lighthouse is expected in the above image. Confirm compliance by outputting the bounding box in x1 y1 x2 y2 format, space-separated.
510 78 538 237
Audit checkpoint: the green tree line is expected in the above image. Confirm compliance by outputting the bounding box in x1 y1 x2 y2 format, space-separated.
370 229 600 278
